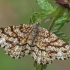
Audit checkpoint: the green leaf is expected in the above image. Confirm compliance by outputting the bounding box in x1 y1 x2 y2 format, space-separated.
53 16 69 30
48 6 67 31
36 64 47 70
36 65 43 70
33 61 47 70
29 11 51 24
52 30 69 44
42 64 47 69
33 61 37 67
37 0 55 11
51 14 70 44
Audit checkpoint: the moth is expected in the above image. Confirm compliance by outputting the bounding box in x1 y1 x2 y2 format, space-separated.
0 22 70 64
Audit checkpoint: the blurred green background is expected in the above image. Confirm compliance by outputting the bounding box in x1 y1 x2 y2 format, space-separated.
0 0 70 70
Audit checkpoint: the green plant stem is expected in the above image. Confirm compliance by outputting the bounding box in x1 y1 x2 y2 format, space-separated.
48 6 67 31
67 11 70 19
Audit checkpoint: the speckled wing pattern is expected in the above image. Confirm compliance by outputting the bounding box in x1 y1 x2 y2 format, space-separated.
0 23 70 64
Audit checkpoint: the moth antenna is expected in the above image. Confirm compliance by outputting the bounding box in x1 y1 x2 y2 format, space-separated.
28 1 35 13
